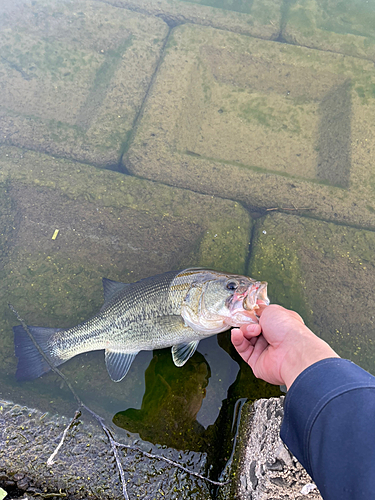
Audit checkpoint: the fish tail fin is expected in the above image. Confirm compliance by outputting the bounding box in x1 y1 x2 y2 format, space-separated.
13 325 62 381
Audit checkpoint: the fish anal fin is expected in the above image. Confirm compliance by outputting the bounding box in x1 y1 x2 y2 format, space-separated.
102 278 130 304
105 349 138 382
171 340 199 367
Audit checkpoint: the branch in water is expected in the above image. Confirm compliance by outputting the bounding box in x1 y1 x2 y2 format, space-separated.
8 303 229 496
116 442 230 486
47 410 82 466
266 206 315 212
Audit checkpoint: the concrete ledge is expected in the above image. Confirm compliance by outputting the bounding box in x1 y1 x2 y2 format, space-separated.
219 397 322 500
0 399 210 499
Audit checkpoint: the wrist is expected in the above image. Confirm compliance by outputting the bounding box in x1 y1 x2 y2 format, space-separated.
281 331 340 390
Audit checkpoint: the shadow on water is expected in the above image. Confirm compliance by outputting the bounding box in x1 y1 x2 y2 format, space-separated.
113 334 281 480
113 350 211 452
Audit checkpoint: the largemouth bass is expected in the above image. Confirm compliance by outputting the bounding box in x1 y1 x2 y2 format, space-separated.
14 268 269 382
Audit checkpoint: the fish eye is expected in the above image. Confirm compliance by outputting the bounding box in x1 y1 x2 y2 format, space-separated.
226 280 238 291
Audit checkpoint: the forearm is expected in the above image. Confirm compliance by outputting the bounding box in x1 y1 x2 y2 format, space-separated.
281 332 339 390
281 359 375 499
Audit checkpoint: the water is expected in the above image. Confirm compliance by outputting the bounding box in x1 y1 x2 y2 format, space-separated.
0 0 375 495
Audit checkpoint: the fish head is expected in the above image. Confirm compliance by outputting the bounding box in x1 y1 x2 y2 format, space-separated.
180 269 269 334
227 278 269 325
202 274 269 326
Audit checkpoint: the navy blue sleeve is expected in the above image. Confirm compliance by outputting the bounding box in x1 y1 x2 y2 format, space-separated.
280 358 375 499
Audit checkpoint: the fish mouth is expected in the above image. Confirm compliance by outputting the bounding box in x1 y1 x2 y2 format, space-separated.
227 281 269 324
244 281 269 312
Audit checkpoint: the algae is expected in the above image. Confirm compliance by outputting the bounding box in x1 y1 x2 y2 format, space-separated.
248 212 375 374
191 213 251 275
248 216 311 322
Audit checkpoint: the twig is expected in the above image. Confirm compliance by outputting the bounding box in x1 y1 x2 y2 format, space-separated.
9 303 130 498
116 442 229 486
47 410 81 466
266 206 315 212
38 491 66 498
9 304 229 496
79 402 130 499
100 425 130 500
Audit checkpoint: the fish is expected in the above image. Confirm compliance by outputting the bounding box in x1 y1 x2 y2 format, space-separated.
13 268 269 383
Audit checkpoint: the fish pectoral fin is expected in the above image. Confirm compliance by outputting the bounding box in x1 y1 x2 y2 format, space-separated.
171 340 200 367
105 349 138 382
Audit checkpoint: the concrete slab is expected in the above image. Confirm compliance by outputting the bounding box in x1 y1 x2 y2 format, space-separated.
0 400 212 500
283 0 375 61
0 0 168 168
102 0 282 39
0 145 252 420
248 212 375 375
125 23 375 229
218 398 322 500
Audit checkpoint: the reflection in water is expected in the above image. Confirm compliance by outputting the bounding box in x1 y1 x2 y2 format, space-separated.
207 333 282 478
113 335 281 466
113 350 212 451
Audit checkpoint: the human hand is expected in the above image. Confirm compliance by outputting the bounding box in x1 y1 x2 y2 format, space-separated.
231 304 339 390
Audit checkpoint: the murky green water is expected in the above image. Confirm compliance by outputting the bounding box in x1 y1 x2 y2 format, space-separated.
1 0 375 494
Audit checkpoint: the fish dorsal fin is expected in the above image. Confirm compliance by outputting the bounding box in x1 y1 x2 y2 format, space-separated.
102 278 130 303
105 349 138 382
171 340 199 367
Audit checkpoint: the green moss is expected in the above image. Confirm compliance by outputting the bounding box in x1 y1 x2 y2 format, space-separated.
1 31 101 82
90 38 133 94
240 98 302 134
288 6 315 36
355 85 365 99
5 251 104 326
317 0 375 37
195 216 251 275
248 217 311 321
352 75 375 104
178 151 342 186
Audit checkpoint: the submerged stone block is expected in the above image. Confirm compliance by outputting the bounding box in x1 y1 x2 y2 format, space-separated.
101 0 282 39
125 23 375 229
0 400 212 500
283 0 375 61
0 0 168 167
0 145 251 419
249 212 375 375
